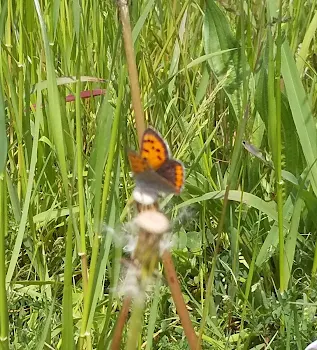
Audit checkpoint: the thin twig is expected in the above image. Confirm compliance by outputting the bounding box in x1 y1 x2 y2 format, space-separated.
111 296 132 350
162 251 200 350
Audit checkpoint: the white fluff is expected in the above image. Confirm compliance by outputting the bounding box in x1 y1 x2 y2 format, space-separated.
133 210 170 235
306 340 317 350
132 187 158 205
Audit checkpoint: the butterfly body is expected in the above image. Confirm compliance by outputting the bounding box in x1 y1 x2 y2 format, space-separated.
128 128 184 195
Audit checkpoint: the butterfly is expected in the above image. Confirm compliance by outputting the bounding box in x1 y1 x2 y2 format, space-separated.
128 127 185 195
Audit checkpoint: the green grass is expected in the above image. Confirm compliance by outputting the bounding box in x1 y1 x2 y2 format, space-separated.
1 0 317 349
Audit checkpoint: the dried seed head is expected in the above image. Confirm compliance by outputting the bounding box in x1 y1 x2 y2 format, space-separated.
133 210 170 235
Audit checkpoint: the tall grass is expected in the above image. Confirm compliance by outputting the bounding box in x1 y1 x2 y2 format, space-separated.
1 0 317 349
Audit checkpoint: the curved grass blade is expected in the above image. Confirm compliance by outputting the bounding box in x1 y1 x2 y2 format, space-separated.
281 42 317 198
6 89 42 283
203 0 243 116
177 190 290 228
0 85 6 173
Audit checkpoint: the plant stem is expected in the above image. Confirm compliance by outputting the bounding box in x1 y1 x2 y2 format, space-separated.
111 297 132 350
75 22 89 297
0 173 9 350
162 251 199 350
117 2 198 349
275 0 285 294
117 0 145 144
78 68 124 348
126 298 145 350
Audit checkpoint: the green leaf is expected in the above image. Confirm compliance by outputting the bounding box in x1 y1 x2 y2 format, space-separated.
203 0 243 116
177 190 290 228
0 86 6 173
36 293 56 350
6 90 42 283
132 0 155 44
187 231 202 252
61 222 74 349
284 197 304 286
281 42 317 198
297 10 317 75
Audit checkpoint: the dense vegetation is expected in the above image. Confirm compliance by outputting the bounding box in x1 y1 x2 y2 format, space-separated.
1 0 317 349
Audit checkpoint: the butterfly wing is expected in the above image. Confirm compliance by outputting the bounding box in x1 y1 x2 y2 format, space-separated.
129 127 184 195
156 159 185 194
128 151 149 174
141 128 169 170
134 170 178 194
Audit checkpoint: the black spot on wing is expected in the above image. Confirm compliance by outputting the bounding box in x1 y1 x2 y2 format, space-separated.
142 127 170 159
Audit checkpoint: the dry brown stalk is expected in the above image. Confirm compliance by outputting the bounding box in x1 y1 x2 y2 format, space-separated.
111 296 132 350
117 0 145 144
116 1 199 349
162 251 200 350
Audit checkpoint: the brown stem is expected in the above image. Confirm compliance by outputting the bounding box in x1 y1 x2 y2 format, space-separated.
117 2 198 349
112 2 147 349
111 296 132 350
80 253 89 294
117 0 145 146
162 251 200 350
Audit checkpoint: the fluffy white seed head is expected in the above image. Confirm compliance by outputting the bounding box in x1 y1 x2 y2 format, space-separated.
133 210 170 235
116 262 156 302
306 340 317 350
118 264 143 300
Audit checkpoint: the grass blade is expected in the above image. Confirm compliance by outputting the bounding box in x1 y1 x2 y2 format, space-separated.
281 42 317 198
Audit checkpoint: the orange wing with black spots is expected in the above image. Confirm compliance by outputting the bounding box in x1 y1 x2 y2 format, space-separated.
128 127 185 194
156 159 185 193
128 151 150 174
140 128 169 170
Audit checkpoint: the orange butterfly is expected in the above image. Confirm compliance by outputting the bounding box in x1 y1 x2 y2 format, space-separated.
128 127 185 195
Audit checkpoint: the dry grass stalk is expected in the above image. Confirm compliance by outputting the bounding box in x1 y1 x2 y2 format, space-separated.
111 296 132 350
114 1 199 349
117 0 145 143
